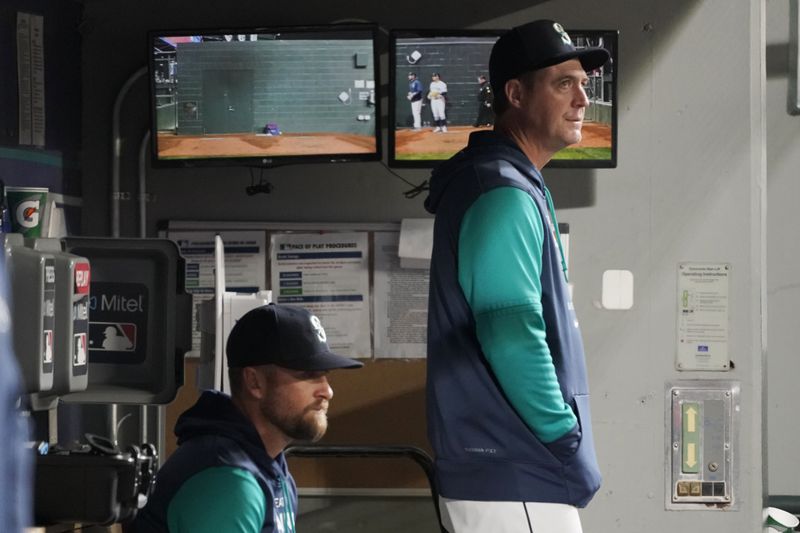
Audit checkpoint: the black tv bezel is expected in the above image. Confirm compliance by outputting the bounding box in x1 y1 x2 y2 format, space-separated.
147 23 382 169
387 28 618 169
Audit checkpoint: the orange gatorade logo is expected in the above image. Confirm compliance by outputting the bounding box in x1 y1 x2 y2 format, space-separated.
15 200 40 228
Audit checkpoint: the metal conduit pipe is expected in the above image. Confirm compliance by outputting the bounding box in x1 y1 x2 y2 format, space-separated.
111 65 147 238
138 130 150 239
109 66 146 451
137 129 165 463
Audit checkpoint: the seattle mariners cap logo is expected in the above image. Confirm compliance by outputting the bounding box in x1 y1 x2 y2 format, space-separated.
553 22 572 45
310 315 327 343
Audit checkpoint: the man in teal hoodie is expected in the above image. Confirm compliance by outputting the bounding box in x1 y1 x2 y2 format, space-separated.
133 304 362 533
425 20 609 533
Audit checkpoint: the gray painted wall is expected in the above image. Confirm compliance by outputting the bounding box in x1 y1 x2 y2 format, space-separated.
766 0 800 498
78 0 772 531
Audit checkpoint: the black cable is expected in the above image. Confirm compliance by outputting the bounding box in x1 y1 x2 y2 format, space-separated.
246 166 273 195
403 181 429 199
243 161 427 198
379 161 429 198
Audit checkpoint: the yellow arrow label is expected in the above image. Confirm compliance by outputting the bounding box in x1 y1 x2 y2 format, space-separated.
686 443 697 468
682 402 701 473
686 406 697 433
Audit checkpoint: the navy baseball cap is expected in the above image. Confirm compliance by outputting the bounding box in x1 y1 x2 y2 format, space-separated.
226 304 363 370
490 20 610 97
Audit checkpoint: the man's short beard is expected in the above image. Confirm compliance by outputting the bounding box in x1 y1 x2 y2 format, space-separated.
261 399 328 443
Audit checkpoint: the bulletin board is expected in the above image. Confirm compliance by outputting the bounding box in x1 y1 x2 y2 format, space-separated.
162 220 431 491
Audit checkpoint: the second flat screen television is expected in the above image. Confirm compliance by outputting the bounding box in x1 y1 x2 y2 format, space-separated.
149 24 380 167
389 29 618 168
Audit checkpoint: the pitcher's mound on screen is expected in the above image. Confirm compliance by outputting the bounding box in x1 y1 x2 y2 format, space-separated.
157 132 375 159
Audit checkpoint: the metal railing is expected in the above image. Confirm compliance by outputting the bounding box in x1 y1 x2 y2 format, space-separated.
285 444 445 533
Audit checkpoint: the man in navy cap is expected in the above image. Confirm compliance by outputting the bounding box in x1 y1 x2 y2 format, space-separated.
133 304 362 533
424 20 609 532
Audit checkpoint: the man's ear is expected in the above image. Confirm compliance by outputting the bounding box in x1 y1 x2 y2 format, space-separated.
242 366 266 400
504 79 524 109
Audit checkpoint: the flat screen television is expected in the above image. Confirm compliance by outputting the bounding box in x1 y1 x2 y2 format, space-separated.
148 24 381 167
388 29 618 168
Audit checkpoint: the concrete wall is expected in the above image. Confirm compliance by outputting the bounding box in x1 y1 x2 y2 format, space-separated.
78 0 770 531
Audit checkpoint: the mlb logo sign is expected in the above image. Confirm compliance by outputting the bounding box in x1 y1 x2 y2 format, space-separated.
74 333 87 366
43 330 53 363
89 322 137 352
74 263 90 294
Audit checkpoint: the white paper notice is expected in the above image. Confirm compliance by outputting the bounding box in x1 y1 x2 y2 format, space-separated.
676 262 730 371
373 232 429 358
16 12 45 147
169 231 267 353
271 232 371 358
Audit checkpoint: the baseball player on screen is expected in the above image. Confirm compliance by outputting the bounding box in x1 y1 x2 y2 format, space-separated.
428 73 448 132
407 72 424 130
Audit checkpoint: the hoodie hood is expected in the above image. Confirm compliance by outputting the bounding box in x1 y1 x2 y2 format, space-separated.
424 130 543 215
175 389 288 477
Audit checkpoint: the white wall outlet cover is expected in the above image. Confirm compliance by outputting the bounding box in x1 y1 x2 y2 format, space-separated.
601 269 634 310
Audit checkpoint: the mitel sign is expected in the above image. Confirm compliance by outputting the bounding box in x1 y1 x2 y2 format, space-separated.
88 282 148 364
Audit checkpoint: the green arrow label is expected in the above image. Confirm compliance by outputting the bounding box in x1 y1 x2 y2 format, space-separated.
682 402 700 473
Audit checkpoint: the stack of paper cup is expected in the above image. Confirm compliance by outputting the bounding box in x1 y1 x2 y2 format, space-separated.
4 186 48 237
766 507 800 532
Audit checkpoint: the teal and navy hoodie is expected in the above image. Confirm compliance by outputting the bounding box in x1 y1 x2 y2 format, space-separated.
424 130 601 507
132 390 296 533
